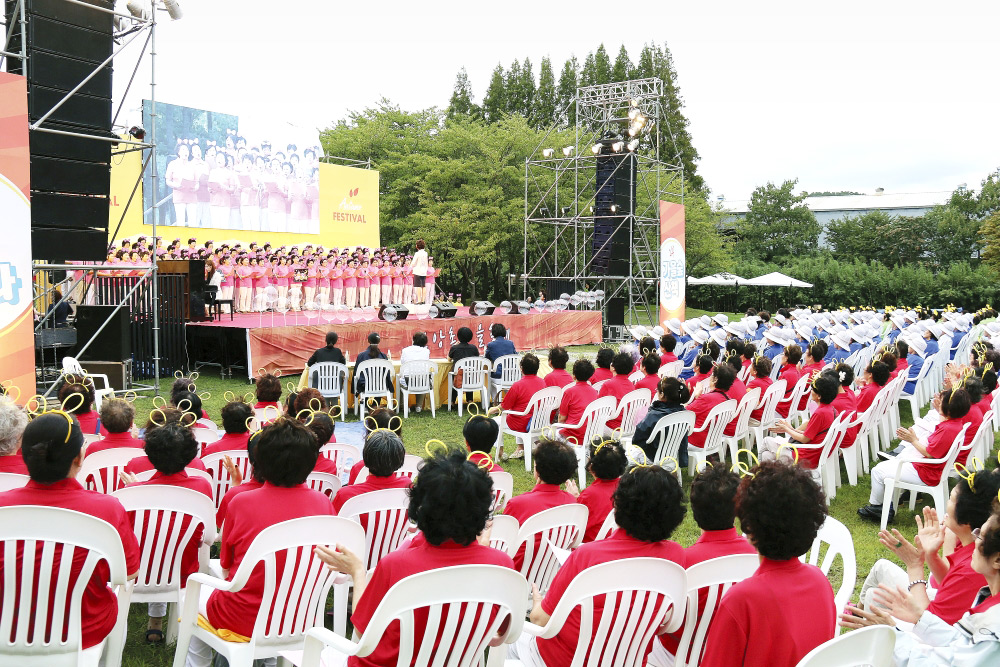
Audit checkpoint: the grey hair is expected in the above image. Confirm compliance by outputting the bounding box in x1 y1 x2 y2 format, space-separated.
362 429 405 477
0 397 28 456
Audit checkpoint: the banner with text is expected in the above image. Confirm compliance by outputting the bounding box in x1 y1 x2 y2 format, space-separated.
658 201 686 326
318 163 380 249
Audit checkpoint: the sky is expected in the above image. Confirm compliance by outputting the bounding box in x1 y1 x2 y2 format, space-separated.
111 0 1000 203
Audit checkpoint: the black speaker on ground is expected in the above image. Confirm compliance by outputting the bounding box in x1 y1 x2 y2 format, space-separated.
378 304 409 322
75 304 131 361
429 303 457 318
605 297 626 328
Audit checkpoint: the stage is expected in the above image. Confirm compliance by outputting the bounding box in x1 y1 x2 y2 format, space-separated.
186 307 603 377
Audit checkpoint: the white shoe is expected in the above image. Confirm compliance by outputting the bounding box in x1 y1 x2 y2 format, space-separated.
415 405 423 413
509 449 524 460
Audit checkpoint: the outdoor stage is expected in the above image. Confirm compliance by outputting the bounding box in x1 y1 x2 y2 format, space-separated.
186 307 603 377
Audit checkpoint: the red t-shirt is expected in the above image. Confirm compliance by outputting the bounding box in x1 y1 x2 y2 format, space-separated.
74 410 109 437
348 459 365 485
926 541 988 624
832 389 858 448
660 352 678 366
634 373 660 400
201 432 250 457
216 479 264 529
796 403 837 469
537 530 685 666
468 451 503 473
313 455 338 475
747 377 773 422
913 418 965 485
856 382 882 413
661 528 756 656
501 374 547 432
0 451 29 474
687 390 729 448
125 454 207 475
590 367 614 385
348 534 515 667
0 478 140 649
699 558 834 667
207 483 335 637
558 381 598 445
504 483 576 569
86 430 144 455
577 477 619 542
598 375 636 430
798 362 825 410
686 372 710 392
544 368 573 389
332 473 411 514
723 379 750 437
132 471 213 581
775 365 801 418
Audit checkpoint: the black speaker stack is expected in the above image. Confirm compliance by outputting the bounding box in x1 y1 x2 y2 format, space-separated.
75 304 131 361
4 0 115 261
592 149 636 277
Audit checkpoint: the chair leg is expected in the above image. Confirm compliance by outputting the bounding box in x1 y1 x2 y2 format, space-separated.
402 389 409 418
332 581 350 637
524 436 533 472
429 392 436 418
880 480 897 531
843 446 858 486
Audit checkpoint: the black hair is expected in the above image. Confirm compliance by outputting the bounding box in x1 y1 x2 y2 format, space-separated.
306 412 335 447
253 419 318 487
457 327 474 344
977 367 999 394
611 352 634 376
408 452 493 546
366 332 382 358
21 412 84 483
520 353 540 375
221 401 253 434
613 466 687 542
660 334 677 353
657 376 691 404
363 429 406 476
784 344 803 366
588 440 627 481
940 387 972 420
284 391 299 415
834 362 854 388
638 336 657 356
742 341 757 361
696 354 714 375
596 348 614 369
572 359 595 382
533 437 578 485
811 373 840 404
641 354 661 375
758 310 771 322
895 340 909 358
548 346 569 370
713 363 736 391
170 377 197 404
726 339 745 358
490 323 507 338
978 509 1000 565
463 415 499 454
726 354 743 372
953 469 1000 530
325 331 339 346
174 391 203 418
866 360 891 386
365 407 402 437
412 331 428 347
737 461 827 560
58 382 94 415
144 422 198 475
807 341 825 363
964 376 985 406
256 373 282 402
691 463 743 531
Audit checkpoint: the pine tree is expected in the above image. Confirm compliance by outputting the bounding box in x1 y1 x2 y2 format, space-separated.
504 59 523 115
651 43 703 190
518 57 536 120
535 56 557 128
594 44 612 84
612 45 632 82
556 56 578 126
579 52 596 88
447 67 477 119
482 63 507 123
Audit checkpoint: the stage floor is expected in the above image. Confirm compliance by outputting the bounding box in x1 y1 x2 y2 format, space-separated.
188 306 474 329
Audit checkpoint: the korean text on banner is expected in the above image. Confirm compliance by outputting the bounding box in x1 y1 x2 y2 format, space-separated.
658 201 686 327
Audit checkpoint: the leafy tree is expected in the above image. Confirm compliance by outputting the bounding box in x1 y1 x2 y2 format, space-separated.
881 215 934 267
736 179 821 262
504 60 523 115
593 44 612 84
482 64 507 123
925 205 981 265
535 56 557 128
612 45 632 82
447 67 478 119
513 58 536 120
979 211 1000 273
579 52 597 88
556 57 578 126
825 210 890 264
683 191 734 276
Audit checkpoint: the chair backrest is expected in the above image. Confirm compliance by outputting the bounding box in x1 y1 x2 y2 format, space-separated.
488 514 520 555
780 374 813 415
338 488 412 571
202 449 254 509
757 379 787 427
318 443 362 484
132 467 213 485
939 422 971 472
494 354 522 386
594 509 617 541
697 399 738 454
649 411 697 464
399 360 437 393
305 471 342 498
226 516 366 646
659 360 683 378
0 506 128 665
737 363 752 384
523 386 562 434
253 405 282 427
353 454 422 485
309 362 349 397
453 356 492 390
0 472 28 491
61 355 84 376
730 387 762 439
192 428 220 448
356 359 396 395
309 565 528 667
113 485 217 597
793 625 896 667
627 370 645 383
488 470 514 512
615 389 653 438
675 553 761 667
77 447 147 494
571 396 619 447
591 380 607 392
803 516 856 620
514 503 589 593
539 557 688 667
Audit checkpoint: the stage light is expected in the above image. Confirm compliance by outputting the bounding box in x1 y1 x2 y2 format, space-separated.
569 294 583 307
128 126 146 140
559 293 571 301
627 139 640 151
630 98 639 107
560 207 571 216
627 108 640 121
628 126 639 137
473 301 496 316
562 146 574 156
591 143 602 155
611 141 624 153
610 205 618 213
161 0 184 20
498 300 513 315
127 0 150 20
542 148 555 158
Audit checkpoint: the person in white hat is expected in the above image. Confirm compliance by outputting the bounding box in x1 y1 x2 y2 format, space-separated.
699 315 712 329
827 331 853 365
662 318 683 338
712 313 729 328
680 329 708 381
627 325 649 343
650 325 665 339
709 327 728 350
901 335 926 396
761 328 786 361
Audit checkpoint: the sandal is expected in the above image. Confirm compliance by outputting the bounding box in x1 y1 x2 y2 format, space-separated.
145 628 165 645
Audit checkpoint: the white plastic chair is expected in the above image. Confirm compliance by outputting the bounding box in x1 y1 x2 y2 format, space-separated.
298 565 529 667
447 356 492 416
82 433 102 446
192 428 220 449
308 362 349 419
354 359 396 421
488 514 520 555
688 399 738 475
512 503 588 594
504 558 687 667
318 443 361 485
749 379 787 452
113 485 217 644
673 554 760 667
253 405 282 426
0 505 133 667
594 508 617 541
202 449 254 510
793 625 895 667
881 422 970 530
490 354 522 401
352 453 422 484
78 447 147 494
62 355 114 411
397 360 437 418
900 359 933 424
791 412 851 502
615 388 653 447
646 411 696 483
551 395 618 489
495 386 562 474
627 370 645 383
802 516 856 619
305 470 342 499
171 516 365 667
489 470 514 512
132 467 213 485
658 360 683 378
0 471 28 490
778 374 813 427
721 387 761 462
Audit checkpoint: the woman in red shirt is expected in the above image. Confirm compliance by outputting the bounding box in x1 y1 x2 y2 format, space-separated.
762 372 840 468
747 356 774 423
58 380 107 437
774 344 803 418
573 440 627 542
856 359 891 413
686 364 737 449
798 342 827 411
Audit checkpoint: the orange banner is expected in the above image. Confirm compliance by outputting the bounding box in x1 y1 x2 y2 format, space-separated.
658 201 686 327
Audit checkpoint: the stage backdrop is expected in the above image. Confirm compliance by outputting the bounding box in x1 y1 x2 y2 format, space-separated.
659 201 686 326
247 311 603 376
0 73 37 402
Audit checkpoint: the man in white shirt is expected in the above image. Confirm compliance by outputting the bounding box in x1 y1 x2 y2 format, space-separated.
400 331 432 412
410 239 429 304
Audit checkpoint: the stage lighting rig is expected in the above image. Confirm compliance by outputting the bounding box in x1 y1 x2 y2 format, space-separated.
160 0 184 20
562 146 574 156
542 148 555 158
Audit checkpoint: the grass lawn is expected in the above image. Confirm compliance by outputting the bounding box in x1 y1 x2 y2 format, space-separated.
120 336 950 666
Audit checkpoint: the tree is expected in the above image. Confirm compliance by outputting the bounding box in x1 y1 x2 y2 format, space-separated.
446 67 477 119
593 44 612 84
648 42 703 191
482 64 507 123
736 179 821 262
535 56 557 128
683 190 734 276
612 44 632 82
579 52 597 88
980 211 1000 273
504 60 523 115
925 205 981 266
514 57 536 120
556 57 578 126
825 211 890 264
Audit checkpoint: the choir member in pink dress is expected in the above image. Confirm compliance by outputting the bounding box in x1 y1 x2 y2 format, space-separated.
425 258 437 305
343 259 358 310
304 258 318 307
237 154 259 231
235 256 253 313
217 256 234 313
254 258 272 309
380 259 392 306
368 259 382 308
190 143 211 227
288 258 304 311
391 259 404 304
402 261 414 305
357 259 371 308
317 258 331 307
274 257 290 306
288 167 310 234
165 142 198 226
330 259 344 308
207 151 235 230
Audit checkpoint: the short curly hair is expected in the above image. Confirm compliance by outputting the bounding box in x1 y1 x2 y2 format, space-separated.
953 468 1000 530
408 452 494 546
294 388 325 415
170 377 197 404
736 461 827 560
255 373 282 402
58 382 93 415
253 418 318 487
691 463 742 531
613 466 686 542
532 438 577 485
588 440 627 481
221 401 253 434
144 422 198 475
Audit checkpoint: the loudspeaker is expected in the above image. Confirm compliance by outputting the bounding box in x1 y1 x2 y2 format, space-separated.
378 304 409 322
429 303 457 318
605 297 626 327
80 360 131 391
592 151 637 275
33 227 108 261
75 305 131 361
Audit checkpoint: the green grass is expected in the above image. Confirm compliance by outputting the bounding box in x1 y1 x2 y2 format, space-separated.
121 343 966 666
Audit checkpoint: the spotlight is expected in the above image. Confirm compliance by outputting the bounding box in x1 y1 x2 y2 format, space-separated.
627 139 640 151
591 143 603 155
161 0 184 20
627 108 640 121
514 300 532 315
630 98 639 107
542 148 555 158
611 141 624 153
562 146 574 156
560 207 571 216
610 205 618 213
533 299 545 311
628 127 639 137
128 125 146 140
127 0 150 20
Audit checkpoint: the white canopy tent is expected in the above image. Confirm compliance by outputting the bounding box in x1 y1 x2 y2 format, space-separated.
687 272 746 286
743 271 813 288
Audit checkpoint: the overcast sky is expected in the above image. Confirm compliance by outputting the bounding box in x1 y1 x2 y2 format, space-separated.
112 0 1000 202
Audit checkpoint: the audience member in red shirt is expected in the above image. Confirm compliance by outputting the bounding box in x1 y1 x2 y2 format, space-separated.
574 440 627 542
314 451 516 667
774 344 803 418
85 398 144 456
634 353 661 400
686 364 737 449
544 346 573 389
516 463 687 666
798 342 827 410
556 360 599 445
0 396 28 475
599 352 638 431
253 371 283 414
490 353 546 460
0 412 140 650
504 438 579 569
464 415 503 472
830 363 859 448
332 430 411 514
123 407 208 476
699 461 835 667
659 333 679 366
201 400 253 456
305 411 340 477
216 430 265 530
59 380 108 436
746 356 774 423
590 347 615 385
686 353 714 393
763 372 840 468
856 359 891 413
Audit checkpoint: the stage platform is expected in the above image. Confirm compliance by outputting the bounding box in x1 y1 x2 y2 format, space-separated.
186 307 603 377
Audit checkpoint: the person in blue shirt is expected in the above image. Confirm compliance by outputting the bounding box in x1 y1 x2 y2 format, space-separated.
902 337 925 396
826 331 852 365
761 329 785 361
754 311 771 341
848 331 864 358
678 331 706 380
949 324 966 360
923 328 940 359
484 323 516 378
